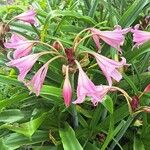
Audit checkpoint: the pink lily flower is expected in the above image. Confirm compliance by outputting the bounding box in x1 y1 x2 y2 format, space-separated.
4 33 35 59
63 65 72 107
73 60 110 106
14 8 37 25
131 24 150 47
90 25 130 53
6 53 42 81
25 62 49 96
91 52 127 86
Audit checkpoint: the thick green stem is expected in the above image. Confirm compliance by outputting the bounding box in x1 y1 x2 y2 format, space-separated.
71 73 78 128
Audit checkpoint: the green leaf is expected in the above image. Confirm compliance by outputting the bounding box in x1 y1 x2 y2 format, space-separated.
10 22 35 34
0 75 62 98
109 116 135 150
32 146 57 150
125 42 150 62
83 0 91 10
41 85 62 97
3 130 49 150
88 0 99 18
0 75 22 87
85 142 99 150
0 109 24 123
90 104 102 130
0 92 34 110
119 0 150 27
122 73 139 94
78 114 88 128
102 95 114 114
134 136 145 150
96 104 129 131
101 119 125 150
59 123 83 150
0 112 48 137
42 10 96 25
119 72 150 91
76 105 92 118
40 10 96 41
0 138 10 150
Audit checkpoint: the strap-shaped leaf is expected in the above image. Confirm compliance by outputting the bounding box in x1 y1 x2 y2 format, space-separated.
59 123 83 150
119 0 150 27
0 112 48 137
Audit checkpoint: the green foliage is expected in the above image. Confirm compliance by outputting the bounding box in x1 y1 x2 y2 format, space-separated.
59 123 83 150
0 0 150 149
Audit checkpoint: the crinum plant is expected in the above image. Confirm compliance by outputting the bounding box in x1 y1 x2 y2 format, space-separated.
0 0 150 149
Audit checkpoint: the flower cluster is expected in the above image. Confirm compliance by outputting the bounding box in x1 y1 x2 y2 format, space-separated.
4 9 150 108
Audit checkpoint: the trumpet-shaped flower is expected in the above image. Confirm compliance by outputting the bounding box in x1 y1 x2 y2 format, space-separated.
73 60 110 106
91 52 127 86
90 25 130 53
131 24 150 47
14 9 37 25
6 53 42 81
4 33 35 59
63 65 72 107
25 62 49 96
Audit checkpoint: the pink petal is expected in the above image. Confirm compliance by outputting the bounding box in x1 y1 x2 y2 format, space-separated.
4 33 34 59
10 33 25 43
25 63 49 96
131 24 150 47
63 66 72 107
6 53 41 81
92 34 101 49
14 9 37 25
13 42 34 59
91 52 126 85
73 60 109 105
73 95 85 104
90 26 130 53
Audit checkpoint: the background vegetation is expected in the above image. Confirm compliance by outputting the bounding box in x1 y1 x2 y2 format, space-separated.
0 0 150 149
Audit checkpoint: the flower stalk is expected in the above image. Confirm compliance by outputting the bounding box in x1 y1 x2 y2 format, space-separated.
111 86 132 114
73 28 90 46
71 73 79 129
73 34 93 52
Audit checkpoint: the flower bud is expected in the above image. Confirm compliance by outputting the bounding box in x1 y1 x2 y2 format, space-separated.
144 84 150 93
52 41 61 50
63 65 72 107
130 96 139 111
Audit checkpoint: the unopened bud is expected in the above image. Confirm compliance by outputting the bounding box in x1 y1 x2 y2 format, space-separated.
131 96 139 111
144 84 150 93
62 65 72 107
52 41 61 50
